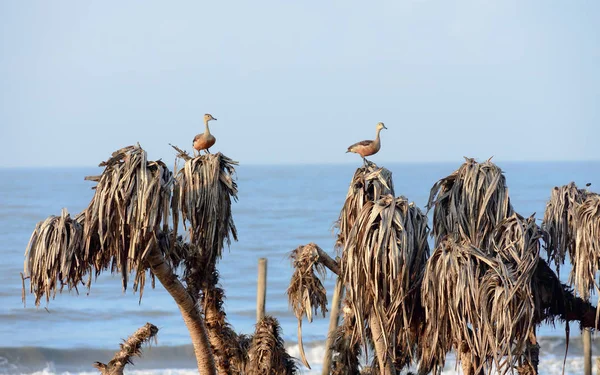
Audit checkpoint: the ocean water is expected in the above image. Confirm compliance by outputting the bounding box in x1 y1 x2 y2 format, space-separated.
1 160 600 374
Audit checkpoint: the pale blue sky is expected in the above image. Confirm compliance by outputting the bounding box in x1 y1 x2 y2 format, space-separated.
1 1 598 167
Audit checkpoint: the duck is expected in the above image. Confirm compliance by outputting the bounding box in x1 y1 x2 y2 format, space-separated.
192 114 218 155
346 122 387 165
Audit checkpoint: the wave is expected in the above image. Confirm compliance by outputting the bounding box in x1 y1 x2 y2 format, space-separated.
1 336 598 375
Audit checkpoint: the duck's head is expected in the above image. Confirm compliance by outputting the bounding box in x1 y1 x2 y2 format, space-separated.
376 122 387 131
204 113 217 122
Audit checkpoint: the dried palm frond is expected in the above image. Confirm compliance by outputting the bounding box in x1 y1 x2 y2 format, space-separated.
427 157 513 251
571 193 600 301
246 315 297 375
287 243 328 369
342 194 429 370
93 322 159 375
335 163 394 251
542 182 589 273
421 214 541 375
80 145 174 295
174 153 238 269
24 209 86 306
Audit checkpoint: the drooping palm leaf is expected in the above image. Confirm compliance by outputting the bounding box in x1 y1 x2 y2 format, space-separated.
571 193 600 301
287 243 328 369
342 194 429 371
420 214 541 375
25 145 174 303
24 209 86 306
335 163 394 251
174 153 238 269
80 145 174 294
427 157 513 251
542 182 589 274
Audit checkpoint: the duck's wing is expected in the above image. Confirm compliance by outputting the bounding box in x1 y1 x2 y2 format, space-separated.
347 139 373 151
193 133 203 142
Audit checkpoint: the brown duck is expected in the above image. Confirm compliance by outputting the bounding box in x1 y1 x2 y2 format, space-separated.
192 113 218 155
346 122 387 164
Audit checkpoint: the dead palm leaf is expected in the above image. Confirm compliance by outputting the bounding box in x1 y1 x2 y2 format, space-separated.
80 145 174 296
173 153 238 270
427 157 513 251
542 182 589 274
571 193 600 302
335 163 394 251
342 194 429 371
24 209 86 306
287 243 329 369
420 214 541 375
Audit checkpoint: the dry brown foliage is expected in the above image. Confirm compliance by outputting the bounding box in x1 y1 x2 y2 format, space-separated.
427 157 513 251
342 194 429 371
335 162 394 251
246 316 297 375
173 153 238 269
287 243 328 369
572 194 600 301
421 214 541 374
24 209 86 306
542 182 589 273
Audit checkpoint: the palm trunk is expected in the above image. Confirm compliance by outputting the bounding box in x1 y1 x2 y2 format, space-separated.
93 323 159 375
369 314 394 375
146 245 216 375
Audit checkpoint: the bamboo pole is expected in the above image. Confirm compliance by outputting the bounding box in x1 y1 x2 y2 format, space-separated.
583 328 592 375
322 278 343 375
257 258 268 322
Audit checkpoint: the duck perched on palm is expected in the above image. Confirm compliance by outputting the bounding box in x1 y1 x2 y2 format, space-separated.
193 113 218 156
346 122 387 165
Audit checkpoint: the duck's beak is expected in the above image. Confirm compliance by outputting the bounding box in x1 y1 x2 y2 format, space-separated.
383 124 387 129
213 117 218 121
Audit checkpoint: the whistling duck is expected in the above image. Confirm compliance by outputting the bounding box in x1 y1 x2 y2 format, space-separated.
346 122 387 164
193 114 218 155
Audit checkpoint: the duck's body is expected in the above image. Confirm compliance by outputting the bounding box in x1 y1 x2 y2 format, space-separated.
347 122 387 163
193 133 216 153
192 114 218 155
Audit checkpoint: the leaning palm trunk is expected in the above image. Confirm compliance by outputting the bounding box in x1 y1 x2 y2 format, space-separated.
93 322 159 375
342 195 429 374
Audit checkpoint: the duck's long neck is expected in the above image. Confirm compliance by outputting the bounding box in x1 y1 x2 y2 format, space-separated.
204 119 211 135
374 128 382 145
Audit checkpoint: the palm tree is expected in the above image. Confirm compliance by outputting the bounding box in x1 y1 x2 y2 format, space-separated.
23 144 239 374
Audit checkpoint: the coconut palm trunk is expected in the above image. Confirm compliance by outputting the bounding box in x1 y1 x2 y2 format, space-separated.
146 245 216 375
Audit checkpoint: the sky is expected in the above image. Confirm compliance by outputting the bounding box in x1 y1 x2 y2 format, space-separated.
0 1 598 167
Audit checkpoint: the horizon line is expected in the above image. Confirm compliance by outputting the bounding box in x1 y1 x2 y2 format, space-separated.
1 159 600 170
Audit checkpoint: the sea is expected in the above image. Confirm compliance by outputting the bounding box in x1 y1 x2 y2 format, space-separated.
1 160 600 375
